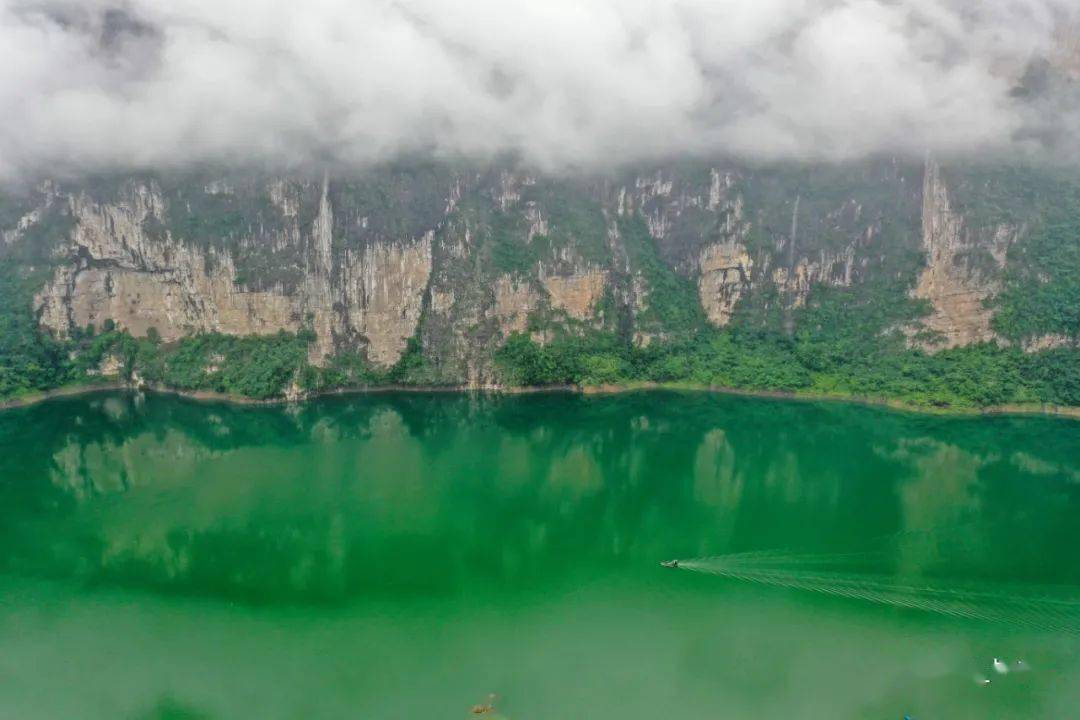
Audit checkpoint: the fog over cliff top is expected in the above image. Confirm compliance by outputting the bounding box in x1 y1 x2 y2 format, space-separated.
1 0 1078 180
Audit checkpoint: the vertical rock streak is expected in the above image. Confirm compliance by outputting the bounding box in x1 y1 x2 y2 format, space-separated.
911 159 1012 349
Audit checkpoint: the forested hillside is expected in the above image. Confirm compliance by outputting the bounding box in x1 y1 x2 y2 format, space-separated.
1 159 1077 409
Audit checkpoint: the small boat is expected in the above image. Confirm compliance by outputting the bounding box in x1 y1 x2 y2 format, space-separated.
471 694 498 715
660 559 679 569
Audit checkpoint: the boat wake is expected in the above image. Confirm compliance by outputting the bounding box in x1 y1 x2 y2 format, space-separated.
672 543 1080 633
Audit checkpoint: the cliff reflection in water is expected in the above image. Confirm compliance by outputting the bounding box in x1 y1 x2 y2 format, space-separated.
0 390 1078 604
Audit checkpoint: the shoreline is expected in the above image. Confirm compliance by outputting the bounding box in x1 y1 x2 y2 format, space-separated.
0 382 130 410
2 379 1078 420
580 382 1080 419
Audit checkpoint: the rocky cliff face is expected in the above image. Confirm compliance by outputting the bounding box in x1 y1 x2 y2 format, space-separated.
698 240 752 327
36 185 297 344
33 177 434 366
909 160 1014 349
3 157 1071 383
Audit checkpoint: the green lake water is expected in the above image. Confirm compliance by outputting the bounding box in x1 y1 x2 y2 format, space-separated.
0 391 1078 719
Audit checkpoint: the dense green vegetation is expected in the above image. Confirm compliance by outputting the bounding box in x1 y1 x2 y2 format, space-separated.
331 163 457 247
994 202 1080 342
494 329 1079 408
0 317 461 403
475 181 612 278
302 333 450 390
618 215 706 335
2 288 1076 411
945 164 1080 343
737 162 923 254
16 293 1072 410
154 331 312 399
524 182 611 267
0 263 72 397
0 200 78 398
28 328 313 401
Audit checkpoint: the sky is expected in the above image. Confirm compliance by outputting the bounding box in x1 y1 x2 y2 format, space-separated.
0 0 1077 179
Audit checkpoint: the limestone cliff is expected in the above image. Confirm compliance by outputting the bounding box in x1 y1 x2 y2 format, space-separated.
36 185 299 345
3 157 1072 386
910 160 1014 349
33 177 435 367
698 241 752 327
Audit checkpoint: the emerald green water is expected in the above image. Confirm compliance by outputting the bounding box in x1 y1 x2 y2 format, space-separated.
1 391 1078 719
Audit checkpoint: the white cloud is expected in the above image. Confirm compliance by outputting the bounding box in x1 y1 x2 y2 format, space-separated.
0 0 1076 179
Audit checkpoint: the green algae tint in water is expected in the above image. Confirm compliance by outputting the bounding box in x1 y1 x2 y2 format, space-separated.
0 391 1078 720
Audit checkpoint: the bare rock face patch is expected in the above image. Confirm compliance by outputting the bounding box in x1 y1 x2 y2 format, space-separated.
698 241 752 327
34 179 433 368
491 275 539 336
910 160 1013 350
542 270 607 322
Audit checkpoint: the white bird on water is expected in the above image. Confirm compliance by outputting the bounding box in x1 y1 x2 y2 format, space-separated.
993 658 1009 675
973 674 992 686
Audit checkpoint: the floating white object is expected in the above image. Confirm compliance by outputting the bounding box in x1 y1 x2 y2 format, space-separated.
993 658 1009 674
974 674 991 686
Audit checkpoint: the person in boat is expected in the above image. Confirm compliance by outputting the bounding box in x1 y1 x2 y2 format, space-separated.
661 559 679 568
